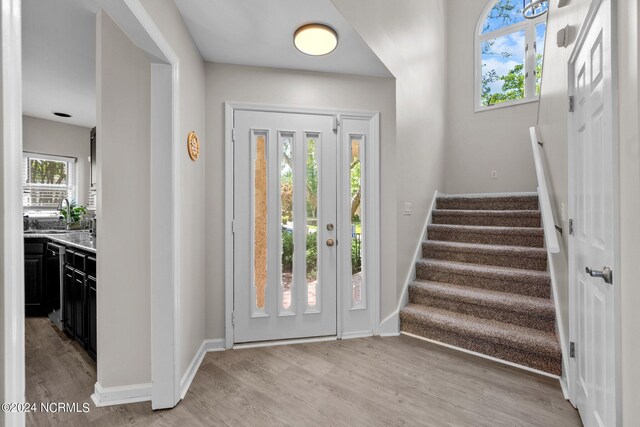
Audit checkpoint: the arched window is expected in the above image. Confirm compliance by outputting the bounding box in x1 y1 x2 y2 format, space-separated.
475 0 548 110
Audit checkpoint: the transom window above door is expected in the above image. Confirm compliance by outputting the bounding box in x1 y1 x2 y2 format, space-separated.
476 0 548 111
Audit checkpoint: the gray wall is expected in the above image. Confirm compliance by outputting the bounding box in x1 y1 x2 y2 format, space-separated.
331 0 448 313
22 115 91 207
96 10 152 388
444 0 538 194
140 0 207 386
204 63 396 339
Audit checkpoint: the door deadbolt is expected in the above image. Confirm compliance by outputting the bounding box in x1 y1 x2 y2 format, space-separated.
326 238 335 247
326 223 334 231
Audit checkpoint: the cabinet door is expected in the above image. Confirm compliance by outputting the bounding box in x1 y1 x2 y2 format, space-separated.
45 248 60 314
87 276 97 360
74 270 86 344
24 254 43 316
63 265 75 336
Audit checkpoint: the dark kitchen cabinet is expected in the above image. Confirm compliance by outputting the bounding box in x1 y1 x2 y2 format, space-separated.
87 275 97 360
73 270 86 344
62 248 96 361
24 239 47 316
45 243 62 314
24 254 44 315
63 265 75 336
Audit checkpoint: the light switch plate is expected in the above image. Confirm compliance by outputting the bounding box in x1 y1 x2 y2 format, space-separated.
403 202 412 215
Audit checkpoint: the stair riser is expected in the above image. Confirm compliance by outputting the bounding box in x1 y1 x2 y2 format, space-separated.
432 213 541 228
416 264 551 298
436 198 539 211
423 246 548 271
408 290 555 332
400 318 561 376
427 229 544 248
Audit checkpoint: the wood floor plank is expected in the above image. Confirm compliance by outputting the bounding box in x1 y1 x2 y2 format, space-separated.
24 318 582 426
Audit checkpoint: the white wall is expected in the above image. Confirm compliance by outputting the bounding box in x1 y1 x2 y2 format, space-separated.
139 0 207 388
617 0 640 423
444 0 538 193
22 115 91 207
204 63 396 339
536 0 591 376
96 10 151 388
331 0 448 316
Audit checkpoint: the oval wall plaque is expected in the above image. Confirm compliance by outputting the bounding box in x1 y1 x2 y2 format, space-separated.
187 131 200 161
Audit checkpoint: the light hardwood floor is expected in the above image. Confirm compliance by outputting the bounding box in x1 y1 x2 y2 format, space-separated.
25 317 582 426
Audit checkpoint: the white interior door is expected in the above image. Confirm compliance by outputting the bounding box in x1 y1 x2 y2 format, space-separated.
233 110 337 343
569 0 617 425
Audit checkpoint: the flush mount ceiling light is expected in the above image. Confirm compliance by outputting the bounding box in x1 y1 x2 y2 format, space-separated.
294 23 338 56
53 112 72 118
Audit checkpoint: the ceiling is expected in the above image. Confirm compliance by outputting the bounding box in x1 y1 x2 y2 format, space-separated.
173 0 392 78
22 0 99 128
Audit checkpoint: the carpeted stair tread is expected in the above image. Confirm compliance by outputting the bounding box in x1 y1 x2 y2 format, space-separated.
436 194 539 211
432 209 541 228
408 280 555 331
400 304 561 358
416 258 551 298
427 224 545 248
403 192 562 376
422 240 548 271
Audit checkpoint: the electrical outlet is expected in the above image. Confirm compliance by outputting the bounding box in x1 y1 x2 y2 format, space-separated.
491 170 498 179
403 202 412 215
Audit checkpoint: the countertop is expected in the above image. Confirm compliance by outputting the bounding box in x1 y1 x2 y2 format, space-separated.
24 231 96 253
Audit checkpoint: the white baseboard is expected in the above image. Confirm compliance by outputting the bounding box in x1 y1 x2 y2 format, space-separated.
180 339 225 399
400 331 561 380
91 382 152 407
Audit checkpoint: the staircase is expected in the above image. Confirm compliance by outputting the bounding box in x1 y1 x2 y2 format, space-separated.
400 193 562 376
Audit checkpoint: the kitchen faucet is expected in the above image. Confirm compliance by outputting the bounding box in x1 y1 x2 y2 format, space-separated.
58 198 72 230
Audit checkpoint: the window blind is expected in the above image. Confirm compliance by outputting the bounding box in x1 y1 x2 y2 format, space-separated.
22 152 76 210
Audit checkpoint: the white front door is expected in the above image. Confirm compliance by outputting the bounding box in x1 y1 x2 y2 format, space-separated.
233 110 337 343
569 0 617 425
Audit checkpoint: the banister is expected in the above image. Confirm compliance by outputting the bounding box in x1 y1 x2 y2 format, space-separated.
530 126 560 254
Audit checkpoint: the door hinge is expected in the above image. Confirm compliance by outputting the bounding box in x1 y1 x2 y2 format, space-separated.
232 311 236 325
570 341 575 358
231 219 236 234
569 218 574 235
232 128 236 142
333 115 339 132
569 96 575 112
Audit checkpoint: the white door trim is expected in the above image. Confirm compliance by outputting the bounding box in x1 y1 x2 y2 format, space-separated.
224 102 381 348
95 0 182 409
2 0 25 425
567 0 621 420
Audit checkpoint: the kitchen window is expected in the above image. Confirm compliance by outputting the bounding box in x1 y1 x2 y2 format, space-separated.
22 152 77 212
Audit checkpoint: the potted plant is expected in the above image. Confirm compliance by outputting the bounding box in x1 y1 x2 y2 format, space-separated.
59 200 88 229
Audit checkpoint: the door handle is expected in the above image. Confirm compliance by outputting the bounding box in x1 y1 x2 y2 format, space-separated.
326 238 335 247
585 266 613 285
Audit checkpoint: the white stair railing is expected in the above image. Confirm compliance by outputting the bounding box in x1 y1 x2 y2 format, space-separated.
529 126 560 253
